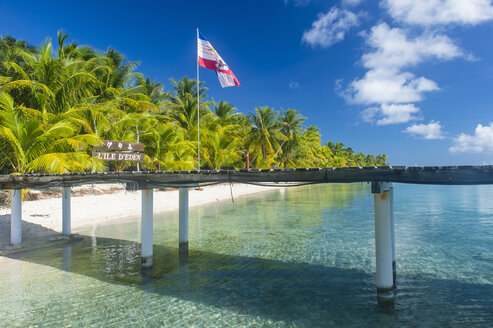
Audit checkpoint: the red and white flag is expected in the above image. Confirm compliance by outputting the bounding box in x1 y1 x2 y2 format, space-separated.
198 31 240 88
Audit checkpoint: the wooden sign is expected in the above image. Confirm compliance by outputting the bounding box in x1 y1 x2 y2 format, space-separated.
92 152 144 162
93 140 145 152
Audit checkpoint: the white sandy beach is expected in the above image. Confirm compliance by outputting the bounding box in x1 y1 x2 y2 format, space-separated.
0 183 281 251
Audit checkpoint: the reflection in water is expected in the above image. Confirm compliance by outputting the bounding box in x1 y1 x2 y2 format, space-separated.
91 224 97 245
0 183 492 327
62 245 71 273
279 187 286 202
377 292 395 313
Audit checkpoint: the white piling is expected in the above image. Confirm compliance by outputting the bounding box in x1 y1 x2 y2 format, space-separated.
389 185 396 286
372 182 394 294
141 188 154 268
179 188 189 254
62 187 71 236
10 189 22 245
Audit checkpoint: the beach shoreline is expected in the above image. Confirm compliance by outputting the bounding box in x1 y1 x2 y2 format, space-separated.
0 183 282 254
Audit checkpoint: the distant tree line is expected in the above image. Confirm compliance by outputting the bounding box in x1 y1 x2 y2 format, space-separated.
0 32 388 174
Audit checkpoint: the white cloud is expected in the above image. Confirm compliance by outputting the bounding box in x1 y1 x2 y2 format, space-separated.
403 120 445 139
450 123 493 152
302 7 359 47
346 68 439 104
289 81 300 89
343 23 462 105
361 23 464 71
361 103 421 125
327 5 485 134
382 0 493 26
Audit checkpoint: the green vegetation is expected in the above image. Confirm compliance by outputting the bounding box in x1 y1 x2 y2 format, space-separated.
0 33 388 174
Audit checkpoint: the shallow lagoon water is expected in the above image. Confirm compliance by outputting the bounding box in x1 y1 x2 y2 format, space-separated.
1 183 492 327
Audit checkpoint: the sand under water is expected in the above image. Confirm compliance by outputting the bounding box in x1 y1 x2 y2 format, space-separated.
0 183 281 253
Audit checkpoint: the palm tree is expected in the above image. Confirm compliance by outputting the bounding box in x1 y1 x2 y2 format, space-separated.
136 76 165 104
278 109 306 167
2 38 99 116
62 103 119 137
376 154 388 166
331 156 347 167
364 154 376 166
57 31 80 60
104 48 139 89
203 99 241 132
212 100 239 121
163 92 199 133
108 111 157 146
0 93 101 173
245 107 284 167
162 77 211 146
280 109 305 140
142 123 195 170
168 76 207 101
354 152 366 166
327 141 345 155
293 126 327 168
202 125 241 169
0 35 38 77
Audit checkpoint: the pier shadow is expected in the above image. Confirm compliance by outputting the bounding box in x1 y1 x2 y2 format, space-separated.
0 214 64 251
5 235 493 326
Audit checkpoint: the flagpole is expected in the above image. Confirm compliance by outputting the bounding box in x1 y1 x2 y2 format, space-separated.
196 28 200 171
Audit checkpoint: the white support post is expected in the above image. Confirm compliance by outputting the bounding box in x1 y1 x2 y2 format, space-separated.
389 185 396 287
372 182 394 295
141 188 153 268
10 189 22 245
179 188 189 254
62 187 71 236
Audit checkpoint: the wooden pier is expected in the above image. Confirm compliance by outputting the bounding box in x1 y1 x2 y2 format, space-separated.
1 166 493 190
3 165 493 297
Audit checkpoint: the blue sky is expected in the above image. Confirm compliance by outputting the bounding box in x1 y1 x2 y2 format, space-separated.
1 0 493 165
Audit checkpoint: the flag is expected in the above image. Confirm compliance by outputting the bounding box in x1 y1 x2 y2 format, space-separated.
197 31 240 88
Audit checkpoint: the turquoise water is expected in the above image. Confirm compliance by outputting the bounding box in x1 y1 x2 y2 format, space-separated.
1 183 492 327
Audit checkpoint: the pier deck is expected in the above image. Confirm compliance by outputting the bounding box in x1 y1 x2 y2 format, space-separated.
1 165 493 190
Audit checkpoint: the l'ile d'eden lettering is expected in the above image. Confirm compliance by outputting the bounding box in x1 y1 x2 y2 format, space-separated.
92 152 143 162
